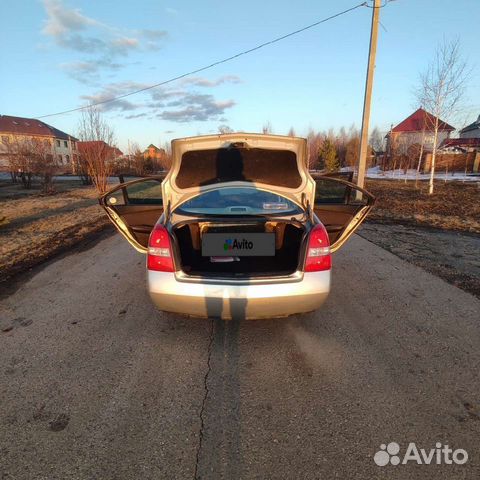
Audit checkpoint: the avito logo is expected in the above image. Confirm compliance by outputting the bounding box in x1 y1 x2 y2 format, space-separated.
223 238 254 251
374 442 468 466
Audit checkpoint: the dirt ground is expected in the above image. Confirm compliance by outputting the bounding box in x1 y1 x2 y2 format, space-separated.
0 179 110 282
365 179 480 233
359 223 480 298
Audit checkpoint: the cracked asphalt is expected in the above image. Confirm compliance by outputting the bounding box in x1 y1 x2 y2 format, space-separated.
1 233 479 479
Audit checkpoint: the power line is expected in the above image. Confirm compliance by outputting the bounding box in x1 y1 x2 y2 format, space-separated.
363 0 396 8
37 2 367 119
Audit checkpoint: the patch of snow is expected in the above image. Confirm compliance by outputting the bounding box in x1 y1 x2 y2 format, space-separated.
366 167 480 182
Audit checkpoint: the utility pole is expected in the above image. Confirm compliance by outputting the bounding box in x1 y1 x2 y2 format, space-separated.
357 0 381 189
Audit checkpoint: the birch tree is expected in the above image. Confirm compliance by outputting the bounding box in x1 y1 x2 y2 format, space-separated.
415 39 468 194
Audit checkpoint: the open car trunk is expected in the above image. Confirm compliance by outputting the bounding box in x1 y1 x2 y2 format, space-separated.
163 134 315 211
172 220 306 278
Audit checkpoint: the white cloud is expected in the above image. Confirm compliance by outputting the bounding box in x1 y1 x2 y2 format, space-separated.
42 0 98 37
160 93 236 122
109 36 140 55
40 0 167 82
79 77 238 122
139 29 168 40
61 59 122 84
80 81 149 111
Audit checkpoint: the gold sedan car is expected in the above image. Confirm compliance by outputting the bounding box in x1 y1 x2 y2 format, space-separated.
100 133 374 319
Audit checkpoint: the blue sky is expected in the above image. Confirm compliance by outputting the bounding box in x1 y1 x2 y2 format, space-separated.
1 0 479 151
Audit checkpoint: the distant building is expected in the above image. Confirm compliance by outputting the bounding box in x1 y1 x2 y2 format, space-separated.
439 138 480 153
459 114 480 139
437 115 480 153
0 115 78 171
77 141 123 171
77 141 123 159
143 144 166 160
385 108 455 155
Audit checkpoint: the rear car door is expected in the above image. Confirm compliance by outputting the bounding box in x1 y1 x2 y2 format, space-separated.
312 174 375 253
99 177 165 253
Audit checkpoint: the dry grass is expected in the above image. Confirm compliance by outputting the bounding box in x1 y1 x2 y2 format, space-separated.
0 181 110 282
365 179 480 233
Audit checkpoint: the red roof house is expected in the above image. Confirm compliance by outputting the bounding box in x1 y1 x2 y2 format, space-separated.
77 141 123 161
0 115 78 171
439 137 480 152
0 115 77 140
386 108 455 155
391 108 455 134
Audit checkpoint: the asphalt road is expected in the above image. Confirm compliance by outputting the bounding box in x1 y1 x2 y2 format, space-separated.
1 233 479 480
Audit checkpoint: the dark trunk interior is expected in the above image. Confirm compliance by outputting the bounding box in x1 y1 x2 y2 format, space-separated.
173 221 305 277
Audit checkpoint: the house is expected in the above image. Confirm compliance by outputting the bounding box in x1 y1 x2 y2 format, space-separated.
385 108 455 155
459 114 480 139
77 141 123 159
437 115 480 154
439 137 480 153
77 141 123 167
143 144 166 160
0 115 78 172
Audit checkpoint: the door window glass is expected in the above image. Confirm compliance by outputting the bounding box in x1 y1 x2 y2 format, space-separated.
105 179 163 206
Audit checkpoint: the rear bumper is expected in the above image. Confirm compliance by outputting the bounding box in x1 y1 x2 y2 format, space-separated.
147 270 330 320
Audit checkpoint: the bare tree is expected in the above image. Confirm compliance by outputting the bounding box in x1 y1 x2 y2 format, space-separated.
306 129 323 170
128 141 145 176
415 39 469 194
369 126 383 152
77 106 116 194
369 126 383 167
6 136 36 189
218 124 234 134
411 114 428 187
6 136 57 192
76 152 93 185
287 127 296 137
345 136 361 168
336 126 349 167
159 141 172 171
262 121 273 134
31 138 57 193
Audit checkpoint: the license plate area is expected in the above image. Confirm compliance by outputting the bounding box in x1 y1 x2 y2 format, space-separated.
202 233 275 257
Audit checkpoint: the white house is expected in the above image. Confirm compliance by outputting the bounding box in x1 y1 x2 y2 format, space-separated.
459 114 480 139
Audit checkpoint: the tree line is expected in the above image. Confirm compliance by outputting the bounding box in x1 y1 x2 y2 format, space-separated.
258 123 383 172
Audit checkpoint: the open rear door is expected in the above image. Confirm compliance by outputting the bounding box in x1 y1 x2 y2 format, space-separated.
99 176 165 253
312 174 375 253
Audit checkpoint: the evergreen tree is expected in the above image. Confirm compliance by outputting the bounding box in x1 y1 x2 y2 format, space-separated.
319 138 339 172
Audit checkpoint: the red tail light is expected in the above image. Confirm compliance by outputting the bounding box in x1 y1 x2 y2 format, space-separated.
304 223 331 272
147 224 175 272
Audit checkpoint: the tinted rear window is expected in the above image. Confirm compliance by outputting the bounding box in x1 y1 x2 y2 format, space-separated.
176 187 302 216
176 147 302 189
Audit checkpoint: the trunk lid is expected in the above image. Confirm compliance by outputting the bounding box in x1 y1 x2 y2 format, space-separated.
162 133 315 211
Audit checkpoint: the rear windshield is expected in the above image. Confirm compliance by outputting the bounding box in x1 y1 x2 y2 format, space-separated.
176 147 302 189
176 187 303 216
